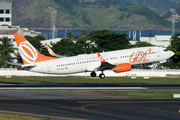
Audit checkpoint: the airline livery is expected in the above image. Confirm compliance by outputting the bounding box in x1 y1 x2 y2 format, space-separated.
9 33 174 78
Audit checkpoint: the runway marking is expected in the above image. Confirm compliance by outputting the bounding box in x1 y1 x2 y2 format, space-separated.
81 102 148 120
0 87 148 90
0 110 86 120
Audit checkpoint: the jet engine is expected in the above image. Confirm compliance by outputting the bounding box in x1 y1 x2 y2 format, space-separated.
112 63 131 73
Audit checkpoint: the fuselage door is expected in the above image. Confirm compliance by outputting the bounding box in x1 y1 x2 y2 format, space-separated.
47 63 51 73
157 48 160 57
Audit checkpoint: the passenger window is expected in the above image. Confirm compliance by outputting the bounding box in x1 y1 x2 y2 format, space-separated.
163 49 168 52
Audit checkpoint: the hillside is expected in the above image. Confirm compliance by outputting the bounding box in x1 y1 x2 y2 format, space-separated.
120 0 180 15
10 0 173 30
63 0 180 15
162 4 180 29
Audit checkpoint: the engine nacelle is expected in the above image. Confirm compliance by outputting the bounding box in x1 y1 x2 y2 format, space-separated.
112 63 131 73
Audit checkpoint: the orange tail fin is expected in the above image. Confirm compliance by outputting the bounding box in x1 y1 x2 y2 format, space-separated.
14 33 57 64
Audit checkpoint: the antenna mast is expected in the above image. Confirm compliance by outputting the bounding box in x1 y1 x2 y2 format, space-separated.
48 7 57 39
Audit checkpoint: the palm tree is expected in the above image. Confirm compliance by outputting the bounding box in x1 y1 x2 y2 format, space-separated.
0 37 17 67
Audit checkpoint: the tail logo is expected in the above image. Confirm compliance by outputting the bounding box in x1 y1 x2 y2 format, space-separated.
19 41 38 64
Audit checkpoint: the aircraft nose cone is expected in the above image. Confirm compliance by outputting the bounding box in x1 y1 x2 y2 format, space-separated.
170 51 175 57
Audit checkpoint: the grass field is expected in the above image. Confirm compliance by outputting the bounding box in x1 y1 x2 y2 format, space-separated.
0 114 50 120
112 92 180 99
0 76 180 84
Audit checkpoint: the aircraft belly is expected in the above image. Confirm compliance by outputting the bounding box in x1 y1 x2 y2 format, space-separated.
50 65 86 74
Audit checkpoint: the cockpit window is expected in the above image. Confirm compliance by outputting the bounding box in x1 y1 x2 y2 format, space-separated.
163 49 168 52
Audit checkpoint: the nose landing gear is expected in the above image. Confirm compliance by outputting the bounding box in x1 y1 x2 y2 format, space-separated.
90 71 96 77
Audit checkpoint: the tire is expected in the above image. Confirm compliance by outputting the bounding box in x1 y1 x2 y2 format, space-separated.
90 71 96 77
99 73 105 79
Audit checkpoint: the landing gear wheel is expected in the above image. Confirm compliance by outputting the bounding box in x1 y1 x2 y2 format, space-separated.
90 71 96 77
99 73 105 79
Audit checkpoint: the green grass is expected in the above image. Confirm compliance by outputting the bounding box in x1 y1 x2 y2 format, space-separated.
0 76 180 84
0 114 50 120
112 92 180 99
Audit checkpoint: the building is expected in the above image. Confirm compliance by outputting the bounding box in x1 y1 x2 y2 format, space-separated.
140 35 172 47
0 0 42 41
0 25 42 42
129 35 172 47
0 0 12 26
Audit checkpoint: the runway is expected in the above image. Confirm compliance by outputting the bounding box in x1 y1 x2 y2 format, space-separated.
0 84 180 91
0 84 179 120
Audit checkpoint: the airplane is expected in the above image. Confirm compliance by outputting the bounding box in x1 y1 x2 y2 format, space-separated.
45 44 66 58
8 33 174 79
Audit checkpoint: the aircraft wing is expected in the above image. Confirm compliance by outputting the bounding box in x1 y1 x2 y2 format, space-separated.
7 62 36 68
96 52 115 71
45 44 65 58
96 52 131 73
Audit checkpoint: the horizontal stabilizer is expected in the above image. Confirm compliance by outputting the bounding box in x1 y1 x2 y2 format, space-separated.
22 64 37 68
7 62 24 66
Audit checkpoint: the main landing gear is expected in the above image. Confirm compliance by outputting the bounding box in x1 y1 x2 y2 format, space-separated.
99 72 105 79
90 71 105 79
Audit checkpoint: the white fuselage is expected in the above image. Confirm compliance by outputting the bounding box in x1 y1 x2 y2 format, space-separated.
24 46 174 74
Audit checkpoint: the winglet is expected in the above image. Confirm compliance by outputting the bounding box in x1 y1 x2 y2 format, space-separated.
96 52 106 63
13 33 57 64
45 44 56 56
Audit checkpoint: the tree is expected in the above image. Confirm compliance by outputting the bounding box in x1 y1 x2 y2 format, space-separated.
51 30 96 56
34 35 46 41
40 46 52 56
148 33 155 37
66 31 74 39
51 38 75 56
74 37 95 55
129 41 154 48
167 33 180 63
89 30 131 52
0 37 17 66
77 29 94 54
24 35 43 52
80 29 87 37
